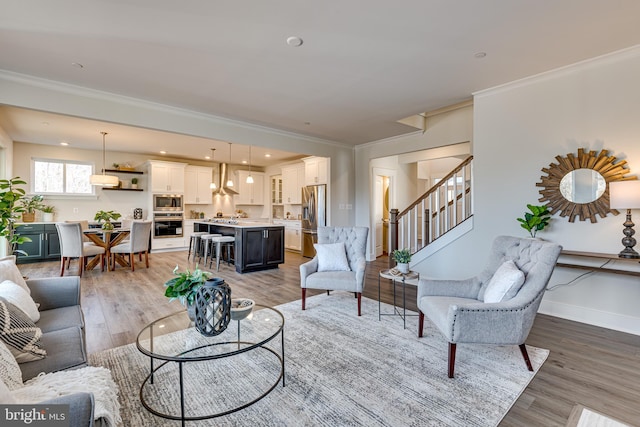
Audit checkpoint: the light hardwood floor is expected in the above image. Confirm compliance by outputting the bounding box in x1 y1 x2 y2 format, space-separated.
18 251 640 426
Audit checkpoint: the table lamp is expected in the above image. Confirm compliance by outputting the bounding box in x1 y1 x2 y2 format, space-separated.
609 180 640 259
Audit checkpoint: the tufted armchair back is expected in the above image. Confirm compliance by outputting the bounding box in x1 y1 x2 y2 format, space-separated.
317 226 368 270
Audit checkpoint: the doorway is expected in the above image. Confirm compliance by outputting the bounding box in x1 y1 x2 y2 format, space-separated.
372 167 395 260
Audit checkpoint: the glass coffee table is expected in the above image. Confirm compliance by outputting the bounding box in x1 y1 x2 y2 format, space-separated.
136 305 285 426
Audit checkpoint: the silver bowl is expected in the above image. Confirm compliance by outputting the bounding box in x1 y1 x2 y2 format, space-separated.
230 298 255 321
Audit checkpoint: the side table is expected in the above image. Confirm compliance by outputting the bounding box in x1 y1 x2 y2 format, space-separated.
378 269 419 329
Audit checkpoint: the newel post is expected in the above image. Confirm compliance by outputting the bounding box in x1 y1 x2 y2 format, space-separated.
389 208 399 268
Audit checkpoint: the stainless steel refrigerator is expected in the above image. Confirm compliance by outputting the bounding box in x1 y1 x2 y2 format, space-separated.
301 184 326 258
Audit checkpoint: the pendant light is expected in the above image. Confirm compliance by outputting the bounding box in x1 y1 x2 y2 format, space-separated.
226 143 234 188
90 132 119 187
209 148 217 190
246 145 254 184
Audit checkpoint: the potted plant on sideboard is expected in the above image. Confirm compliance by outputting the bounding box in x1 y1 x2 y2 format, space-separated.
94 210 122 230
19 194 44 223
41 205 55 222
516 204 552 238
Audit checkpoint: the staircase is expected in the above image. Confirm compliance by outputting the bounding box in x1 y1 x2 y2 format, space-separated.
389 155 473 267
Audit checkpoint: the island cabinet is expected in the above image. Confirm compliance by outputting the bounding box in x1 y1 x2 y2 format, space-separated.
194 222 285 273
236 227 284 273
15 223 60 264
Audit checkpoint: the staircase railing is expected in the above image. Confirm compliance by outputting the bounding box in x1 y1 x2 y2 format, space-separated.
389 155 473 267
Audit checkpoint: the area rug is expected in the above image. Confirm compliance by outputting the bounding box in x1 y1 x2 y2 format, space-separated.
566 405 633 427
89 293 548 426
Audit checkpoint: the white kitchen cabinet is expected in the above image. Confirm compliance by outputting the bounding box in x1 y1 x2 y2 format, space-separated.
281 163 304 204
184 165 212 204
303 157 329 185
235 171 265 205
182 220 195 247
271 175 283 204
148 161 187 193
285 227 301 251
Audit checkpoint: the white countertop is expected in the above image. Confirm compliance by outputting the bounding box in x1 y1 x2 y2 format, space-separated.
194 220 283 229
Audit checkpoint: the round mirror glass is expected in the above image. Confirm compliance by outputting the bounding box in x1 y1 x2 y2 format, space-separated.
559 168 606 203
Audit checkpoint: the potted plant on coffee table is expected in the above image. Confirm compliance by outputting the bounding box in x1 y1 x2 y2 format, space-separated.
164 264 212 320
392 248 412 273
94 210 122 230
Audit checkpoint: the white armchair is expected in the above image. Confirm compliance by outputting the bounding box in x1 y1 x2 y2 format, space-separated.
300 226 369 315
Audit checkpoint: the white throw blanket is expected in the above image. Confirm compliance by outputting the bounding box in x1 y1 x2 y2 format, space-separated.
13 366 121 427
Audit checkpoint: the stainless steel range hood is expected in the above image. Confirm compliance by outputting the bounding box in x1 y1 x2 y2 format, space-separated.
212 163 238 196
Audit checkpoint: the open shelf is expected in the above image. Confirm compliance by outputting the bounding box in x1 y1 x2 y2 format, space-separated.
102 187 144 192
102 169 144 175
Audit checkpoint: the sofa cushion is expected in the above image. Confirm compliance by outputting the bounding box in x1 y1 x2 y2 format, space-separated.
314 242 351 272
0 280 40 322
483 260 525 303
37 306 84 333
0 257 30 294
19 326 87 382
0 340 22 391
0 298 46 363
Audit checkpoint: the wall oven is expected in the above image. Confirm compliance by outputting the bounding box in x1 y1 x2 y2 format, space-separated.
154 194 183 211
153 212 183 238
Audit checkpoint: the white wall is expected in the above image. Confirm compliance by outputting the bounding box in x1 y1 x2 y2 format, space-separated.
418 46 640 335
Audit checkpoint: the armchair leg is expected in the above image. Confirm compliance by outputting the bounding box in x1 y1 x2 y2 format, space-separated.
357 292 362 316
418 310 424 337
519 344 534 371
448 343 456 378
301 288 306 310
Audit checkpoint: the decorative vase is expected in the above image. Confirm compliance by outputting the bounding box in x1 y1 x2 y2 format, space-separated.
42 212 54 222
396 262 410 274
195 278 231 336
22 212 35 223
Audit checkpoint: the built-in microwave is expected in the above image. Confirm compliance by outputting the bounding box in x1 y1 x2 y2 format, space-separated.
153 194 183 211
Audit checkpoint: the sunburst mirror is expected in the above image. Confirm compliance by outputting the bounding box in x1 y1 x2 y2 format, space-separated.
537 148 635 223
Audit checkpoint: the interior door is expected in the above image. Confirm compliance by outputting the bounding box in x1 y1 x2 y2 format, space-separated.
374 175 383 257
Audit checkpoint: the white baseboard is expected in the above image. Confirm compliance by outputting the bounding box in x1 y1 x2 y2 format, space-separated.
539 300 640 336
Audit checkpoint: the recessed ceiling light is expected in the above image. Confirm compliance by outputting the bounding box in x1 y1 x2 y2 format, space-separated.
160 151 167 154
265 153 271 158
41 121 49 126
474 52 487 59
205 156 211 160
286 36 303 47
242 160 247 164
304 122 311 125
71 62 84 68
60 142 69 146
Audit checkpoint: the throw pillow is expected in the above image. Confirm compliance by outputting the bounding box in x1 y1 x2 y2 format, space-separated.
0 298 46 363
314 242 351 272
0 257 30 295
483 260 525 303
0 280 40 322
0 340 23 391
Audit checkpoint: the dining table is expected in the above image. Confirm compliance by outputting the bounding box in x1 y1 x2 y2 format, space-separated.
83 228 131 271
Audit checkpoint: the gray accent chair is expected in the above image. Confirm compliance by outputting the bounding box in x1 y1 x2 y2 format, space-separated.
300 226 369 315
417 235 562 378
56 222 105 276
110 220 152 271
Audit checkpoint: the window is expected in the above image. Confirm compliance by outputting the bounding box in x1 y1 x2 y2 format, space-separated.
32 159 94 195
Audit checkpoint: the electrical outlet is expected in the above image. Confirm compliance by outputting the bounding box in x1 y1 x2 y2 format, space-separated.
73 208 79 214
339 204 345 210
346 204 353 210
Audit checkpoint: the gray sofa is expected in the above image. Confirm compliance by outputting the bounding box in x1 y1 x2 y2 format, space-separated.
20 276 98 427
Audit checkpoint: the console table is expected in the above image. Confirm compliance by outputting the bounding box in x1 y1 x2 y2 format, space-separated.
557 250 640 277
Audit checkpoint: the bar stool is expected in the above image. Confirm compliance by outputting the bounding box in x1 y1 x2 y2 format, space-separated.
199 234 222 266
187 231 208 261
210 236 235 271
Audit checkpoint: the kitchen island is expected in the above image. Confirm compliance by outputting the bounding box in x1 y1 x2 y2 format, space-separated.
194 221 285 273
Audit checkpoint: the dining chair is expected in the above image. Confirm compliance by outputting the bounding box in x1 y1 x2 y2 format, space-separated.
56 222 106 276
110 220 152 271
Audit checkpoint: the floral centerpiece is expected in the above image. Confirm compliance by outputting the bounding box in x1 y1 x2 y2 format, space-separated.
94 210 122 230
